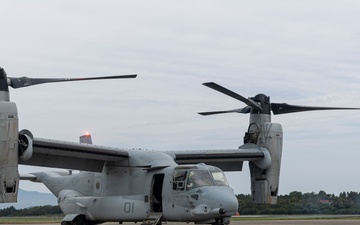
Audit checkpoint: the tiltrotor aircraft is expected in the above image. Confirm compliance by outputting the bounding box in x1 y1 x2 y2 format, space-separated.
0 67 358 225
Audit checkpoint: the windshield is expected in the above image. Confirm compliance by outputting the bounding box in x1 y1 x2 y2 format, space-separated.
210 170 229 186
187 170 215 189
173 166 229 191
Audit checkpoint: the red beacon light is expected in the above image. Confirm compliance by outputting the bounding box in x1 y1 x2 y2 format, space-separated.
80 132 93 144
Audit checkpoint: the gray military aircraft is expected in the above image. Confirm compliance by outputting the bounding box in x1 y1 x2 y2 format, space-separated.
0 67 359 225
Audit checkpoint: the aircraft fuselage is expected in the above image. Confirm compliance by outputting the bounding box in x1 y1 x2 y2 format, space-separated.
33 153 238 225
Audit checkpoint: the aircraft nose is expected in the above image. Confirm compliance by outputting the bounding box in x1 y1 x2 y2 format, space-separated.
190 187 238 222
209 187 238 216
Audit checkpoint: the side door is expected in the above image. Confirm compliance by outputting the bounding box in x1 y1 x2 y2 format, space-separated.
150 174 164 212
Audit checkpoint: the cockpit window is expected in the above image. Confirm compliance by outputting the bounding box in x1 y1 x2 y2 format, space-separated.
186 170 215 190
210 170 229 186
172 166 229 191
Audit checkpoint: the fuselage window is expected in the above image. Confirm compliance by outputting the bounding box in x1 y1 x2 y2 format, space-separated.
173 170 187 191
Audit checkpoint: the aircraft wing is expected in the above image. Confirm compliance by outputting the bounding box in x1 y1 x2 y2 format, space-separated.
167 143 266 171
19 137 129 172
19 137 265 172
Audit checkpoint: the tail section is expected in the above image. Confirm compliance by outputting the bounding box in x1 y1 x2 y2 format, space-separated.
30 171 96 198
30 171 73 197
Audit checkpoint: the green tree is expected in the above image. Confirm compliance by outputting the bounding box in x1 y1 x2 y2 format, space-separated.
236 191 360 215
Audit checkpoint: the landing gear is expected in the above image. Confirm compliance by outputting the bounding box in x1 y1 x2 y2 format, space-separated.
212 217 231 225
61 215 90 225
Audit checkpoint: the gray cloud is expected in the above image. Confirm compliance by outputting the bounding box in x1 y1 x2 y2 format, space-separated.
1 0 360 194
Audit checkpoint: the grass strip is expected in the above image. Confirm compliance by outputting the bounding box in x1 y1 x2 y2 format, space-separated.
0 216 62 224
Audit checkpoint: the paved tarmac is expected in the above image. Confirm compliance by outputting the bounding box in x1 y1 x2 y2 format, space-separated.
88 221 360 225
229 221 359 225
103 221 360 225
2 220 360 225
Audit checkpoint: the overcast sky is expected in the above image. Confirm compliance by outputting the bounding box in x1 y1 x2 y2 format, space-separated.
1 1 360 195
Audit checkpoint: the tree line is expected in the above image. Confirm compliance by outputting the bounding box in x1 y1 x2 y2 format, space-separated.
237 191 360 215
0 205 62 217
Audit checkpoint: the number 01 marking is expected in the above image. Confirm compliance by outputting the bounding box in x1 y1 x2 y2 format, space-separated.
124 202 134 213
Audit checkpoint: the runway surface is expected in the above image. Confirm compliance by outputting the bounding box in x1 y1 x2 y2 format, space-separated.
105 221 360 225
3 221 359 225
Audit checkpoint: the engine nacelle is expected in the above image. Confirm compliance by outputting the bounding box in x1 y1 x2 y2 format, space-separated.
18 129 33 161
0 101 19 203
248 122 283 204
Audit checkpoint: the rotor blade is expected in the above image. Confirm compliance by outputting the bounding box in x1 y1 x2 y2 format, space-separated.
199 106 251 116
8 74 137 89
203 82 262 111
271 103 360 115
